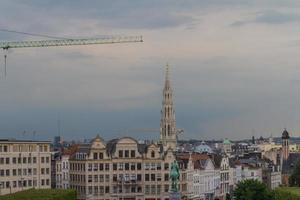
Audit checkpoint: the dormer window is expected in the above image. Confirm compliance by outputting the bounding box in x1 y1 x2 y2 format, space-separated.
125 150 129 158
151 151 155 158
119 150 123 158
131 150 135 158
93 153 98 160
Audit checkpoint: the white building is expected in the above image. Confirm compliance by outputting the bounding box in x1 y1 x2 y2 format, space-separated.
0 139 51 195
185 153 220 200
55 145 79 189
241 164 262 182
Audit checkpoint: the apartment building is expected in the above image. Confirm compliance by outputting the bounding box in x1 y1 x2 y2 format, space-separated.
69 135 186 200
0 139 51 195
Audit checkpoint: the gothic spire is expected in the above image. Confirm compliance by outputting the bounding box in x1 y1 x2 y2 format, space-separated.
160 63 177 151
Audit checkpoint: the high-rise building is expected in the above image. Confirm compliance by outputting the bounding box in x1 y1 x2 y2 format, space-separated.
0 139 51 195
160 64 177 150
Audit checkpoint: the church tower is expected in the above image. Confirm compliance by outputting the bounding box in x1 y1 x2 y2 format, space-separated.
160 64 177 150
282 129 290 161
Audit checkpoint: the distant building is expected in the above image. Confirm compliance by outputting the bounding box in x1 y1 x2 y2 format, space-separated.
55 144 79 189
281 129 300 186
183 153 220 200
222 139 232 155
194 141 213 154
0 139 51 195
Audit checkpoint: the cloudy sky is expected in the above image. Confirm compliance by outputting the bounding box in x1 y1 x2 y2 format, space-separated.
1 0 300 141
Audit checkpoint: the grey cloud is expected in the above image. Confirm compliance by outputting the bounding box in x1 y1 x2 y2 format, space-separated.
231 10 300 27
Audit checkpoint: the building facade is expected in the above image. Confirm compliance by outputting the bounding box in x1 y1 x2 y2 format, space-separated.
69 136 185 200
0 139 51 195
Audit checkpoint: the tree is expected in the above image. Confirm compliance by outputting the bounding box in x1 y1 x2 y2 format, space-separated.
225 193 231 200
290 160 300 186
233 179 272 200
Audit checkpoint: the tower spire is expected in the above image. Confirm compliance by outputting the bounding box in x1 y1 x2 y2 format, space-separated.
160 63 177 151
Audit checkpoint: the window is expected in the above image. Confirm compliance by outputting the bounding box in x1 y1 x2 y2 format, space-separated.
113 163 117 170
125 163 129 170
6 158 9 164
151 174 155 181
157 173 161 181
137 174 142 181
94 163 98 171
88 175 92 183
131 163 135 170
46 157 49 163
5 170 9 176
131 150 135 158
33 157 36 163
137 163 142 170
99 153 103 159
44 146 48 152
119 163 124 170
105 163 109 171
28 157 31 164
151 151 155 158
119 150 123 158
125 150 129 158
12 157 16 164
3 146 8 152
157 163 161 170
99 163 103 171
41 157 44 163
145 185 150 194
105 174 109 182
105 186 110 193
100 175 104 182
164 163 169 170
164 173 169 181
0 158 4 164
145 163 150 170
93 153 98 160
13 169 16 176
145 174 150 181
164 184 169 192
88 164 92 171
23 157 27 164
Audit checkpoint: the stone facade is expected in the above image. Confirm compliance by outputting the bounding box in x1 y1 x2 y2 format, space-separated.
0 139 51 195
69 136 187 200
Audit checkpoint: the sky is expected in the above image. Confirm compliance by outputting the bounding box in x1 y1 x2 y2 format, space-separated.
1 0 300 141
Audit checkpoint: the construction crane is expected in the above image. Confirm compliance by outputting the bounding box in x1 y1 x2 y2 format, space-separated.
0 30 143 77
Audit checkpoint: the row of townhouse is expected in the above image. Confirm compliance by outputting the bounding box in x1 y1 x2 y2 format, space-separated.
53 135 282 200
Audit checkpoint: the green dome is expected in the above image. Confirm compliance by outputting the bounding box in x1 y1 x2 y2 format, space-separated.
223 138 231 145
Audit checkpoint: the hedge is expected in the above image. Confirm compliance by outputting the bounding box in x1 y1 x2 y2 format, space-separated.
0 189 76 200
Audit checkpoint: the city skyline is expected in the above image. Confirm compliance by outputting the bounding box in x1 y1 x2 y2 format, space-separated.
1 1 300 140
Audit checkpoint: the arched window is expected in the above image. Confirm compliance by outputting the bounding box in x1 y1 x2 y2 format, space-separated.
151 151 155 158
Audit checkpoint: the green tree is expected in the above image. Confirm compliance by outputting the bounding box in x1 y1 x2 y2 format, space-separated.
225 193 231 200
290 160 300 186
233 179 272 200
